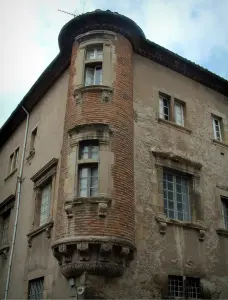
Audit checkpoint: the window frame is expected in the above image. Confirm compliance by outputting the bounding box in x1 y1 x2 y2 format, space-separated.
28 277 44 300
158 92 187 128
1 211 10 246
84 45 103 87
30 127 38 153
174 100 185 126
212 116 223 141
163 169 191 222
168 275 200 299
39 182 52 226
159 94 171 121
221 197 228 229
77 140 99 198
8 147 20 175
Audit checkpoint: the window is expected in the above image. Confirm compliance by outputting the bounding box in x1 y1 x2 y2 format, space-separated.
30 127 37 153
78 141 99 197
84 46 103 86
86 46 103 60
221 197 228 229
168 276 200 299
212 116 222 141
85 65 102 86
28 277 44 300
163 170 191 221
175 101 184 126
39 183 51 226
1 212 10 245
8 147 20 175
159 94 170 120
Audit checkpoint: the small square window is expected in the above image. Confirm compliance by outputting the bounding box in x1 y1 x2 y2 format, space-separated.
174 101 184 126
30 127 37 153
212 116 222 141
86 46 103 60
79 141 99 160
168 276 200 299
159 94 170 120
28 277 44 300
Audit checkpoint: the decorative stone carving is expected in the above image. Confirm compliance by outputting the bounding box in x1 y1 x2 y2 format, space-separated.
65 202 73 218
98 202 108 217
74 90 82 104
101 90 112 102
199 229 206 241
155 215 206 241
52 239 135 278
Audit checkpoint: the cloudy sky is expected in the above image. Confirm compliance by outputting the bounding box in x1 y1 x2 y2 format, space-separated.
0 0 228 127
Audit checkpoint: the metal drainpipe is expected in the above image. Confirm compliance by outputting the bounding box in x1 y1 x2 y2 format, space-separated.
4 106 29 300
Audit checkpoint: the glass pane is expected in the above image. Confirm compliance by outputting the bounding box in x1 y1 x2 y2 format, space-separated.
168 182 173 191
94 67 102 85
97 48 103 59
176 184 182 193
177 202 183 211
167 173 173 182
90 188 98 197
91 167 98 177
91 177 98 187
80 145 89 159
85 68 94 86
168 191 173 200
91 146 99 159
176 193 182 203
79 188 87 197
178 212 183 221
80 168 88 178
86 49 95 60
80 178 87 189
168 210 174 219
168 201 174 210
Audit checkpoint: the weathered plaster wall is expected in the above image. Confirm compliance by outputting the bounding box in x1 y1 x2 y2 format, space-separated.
0 69 70 299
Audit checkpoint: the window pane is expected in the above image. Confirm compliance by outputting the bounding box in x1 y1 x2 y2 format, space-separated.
175 102 184 126
79 167 89 197
91 167 98 177
159 97 170 120
80 145 89 159
91 146 99 159
90 188 98 197
79 188 87 197
94 66 102 85
213 117 222 141
80 167 88 178
85 67 94 86
40 184 51 225
86 49 95 60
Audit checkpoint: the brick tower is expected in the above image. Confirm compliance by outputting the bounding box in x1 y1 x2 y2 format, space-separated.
52 10 144 279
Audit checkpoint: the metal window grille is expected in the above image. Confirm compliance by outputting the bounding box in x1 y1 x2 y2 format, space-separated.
185 277 200 299
222 198 228 229
28 277 44 300
163 171 191 221
168 276 200 299
159 96 170 120
168 276 184 299
213 117 222 141
1 213 10 245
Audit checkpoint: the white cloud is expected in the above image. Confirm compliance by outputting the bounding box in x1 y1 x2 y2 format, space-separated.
0 0 227 127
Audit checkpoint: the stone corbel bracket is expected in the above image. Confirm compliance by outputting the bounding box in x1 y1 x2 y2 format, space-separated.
155 215 206 241
52 237 135 278
27 220 54 248
64 196 112 218
0 244 10 259
73 86 113 104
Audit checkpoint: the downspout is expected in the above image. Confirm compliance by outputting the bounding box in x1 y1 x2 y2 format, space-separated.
4 106 29 300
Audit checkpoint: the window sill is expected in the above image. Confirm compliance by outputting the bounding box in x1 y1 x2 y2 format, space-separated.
212 139 228 149
65 196 112 218
216 228 228 236
78 158 99 164
26 149 35 161
158 118 192 134
27 219 54 247
4 168 18 182
155 214 206 240
0 244 10 259
74 85 113 103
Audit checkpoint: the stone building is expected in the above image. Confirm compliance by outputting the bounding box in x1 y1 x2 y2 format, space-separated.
0 9 228 299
